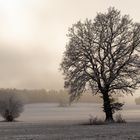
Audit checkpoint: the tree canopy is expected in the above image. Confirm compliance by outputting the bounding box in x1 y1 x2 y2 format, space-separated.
61 7 140 100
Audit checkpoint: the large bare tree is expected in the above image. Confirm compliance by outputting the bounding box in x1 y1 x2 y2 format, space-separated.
61 7 140 122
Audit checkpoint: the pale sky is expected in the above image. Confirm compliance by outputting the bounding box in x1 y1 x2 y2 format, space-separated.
0 0 140 98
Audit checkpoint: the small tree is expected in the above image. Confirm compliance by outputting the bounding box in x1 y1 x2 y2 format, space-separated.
61 7 140 122
0 91 24 122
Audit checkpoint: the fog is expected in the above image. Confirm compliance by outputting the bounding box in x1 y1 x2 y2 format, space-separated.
0 0 140 99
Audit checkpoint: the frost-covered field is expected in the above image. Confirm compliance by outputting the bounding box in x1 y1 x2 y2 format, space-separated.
0 121 140 140
0 103 140 140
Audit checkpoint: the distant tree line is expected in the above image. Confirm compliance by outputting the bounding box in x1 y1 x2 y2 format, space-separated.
0 88 102 104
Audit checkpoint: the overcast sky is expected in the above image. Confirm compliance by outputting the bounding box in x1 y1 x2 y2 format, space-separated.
0 0 140 98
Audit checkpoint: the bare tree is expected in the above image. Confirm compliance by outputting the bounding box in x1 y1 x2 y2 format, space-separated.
0 91 24 122
61 7 140 122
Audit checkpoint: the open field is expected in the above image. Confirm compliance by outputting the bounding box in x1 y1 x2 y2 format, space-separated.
0 103 140 140
19 103 140 122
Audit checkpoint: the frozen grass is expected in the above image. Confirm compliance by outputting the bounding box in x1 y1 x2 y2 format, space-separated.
0 121 140 140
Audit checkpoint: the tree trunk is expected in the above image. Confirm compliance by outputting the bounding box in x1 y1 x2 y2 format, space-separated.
102 91 114 122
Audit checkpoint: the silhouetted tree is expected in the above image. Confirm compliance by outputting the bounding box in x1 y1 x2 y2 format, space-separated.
61 7 140 122
0 91 24 122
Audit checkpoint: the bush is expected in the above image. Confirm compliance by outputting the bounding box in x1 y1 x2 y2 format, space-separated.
89 115 105 125
115 114 126 123
58 99 70 107
0 91 24 122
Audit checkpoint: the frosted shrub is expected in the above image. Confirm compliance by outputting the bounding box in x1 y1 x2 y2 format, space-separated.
89 115 105 125
115 114 126 123
0 92 24 122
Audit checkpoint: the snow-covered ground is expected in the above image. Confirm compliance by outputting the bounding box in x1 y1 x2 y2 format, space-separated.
0 103 140 140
